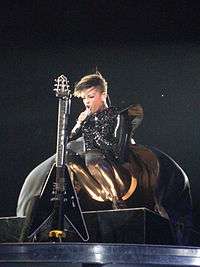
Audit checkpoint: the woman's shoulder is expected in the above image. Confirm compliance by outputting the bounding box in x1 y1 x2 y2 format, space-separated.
99 106 120 117
91 106 119 122
106 106 120 113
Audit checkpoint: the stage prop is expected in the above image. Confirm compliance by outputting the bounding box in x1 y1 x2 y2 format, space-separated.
0 208 174 244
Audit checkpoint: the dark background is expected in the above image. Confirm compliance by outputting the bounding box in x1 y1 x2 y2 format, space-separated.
0 1 200 229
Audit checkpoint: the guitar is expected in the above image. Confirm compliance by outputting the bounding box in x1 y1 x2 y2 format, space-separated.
25 75 89 242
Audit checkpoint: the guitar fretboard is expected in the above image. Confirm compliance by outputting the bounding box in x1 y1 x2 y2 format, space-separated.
56 97 67 167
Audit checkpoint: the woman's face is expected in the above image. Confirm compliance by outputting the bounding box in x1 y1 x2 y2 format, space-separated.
81 87 107 113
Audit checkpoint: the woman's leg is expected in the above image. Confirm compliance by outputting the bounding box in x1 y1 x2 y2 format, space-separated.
85 151 130 208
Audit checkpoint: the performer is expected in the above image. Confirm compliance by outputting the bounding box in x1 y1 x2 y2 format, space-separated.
17 72 144 216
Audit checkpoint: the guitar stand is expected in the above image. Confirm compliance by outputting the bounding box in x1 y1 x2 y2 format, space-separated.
20 165 89 243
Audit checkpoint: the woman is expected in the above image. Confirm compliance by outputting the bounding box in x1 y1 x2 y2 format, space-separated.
66 73 144 209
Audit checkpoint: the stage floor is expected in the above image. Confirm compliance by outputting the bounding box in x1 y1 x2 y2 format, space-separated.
0 242 200 266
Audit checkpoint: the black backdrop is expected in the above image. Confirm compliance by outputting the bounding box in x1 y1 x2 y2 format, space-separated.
0 1 200 229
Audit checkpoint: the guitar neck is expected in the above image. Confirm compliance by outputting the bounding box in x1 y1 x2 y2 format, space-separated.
55 97 69 168
53 74 71 192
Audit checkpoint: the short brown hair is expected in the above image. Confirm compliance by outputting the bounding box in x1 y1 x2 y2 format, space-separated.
74 72 107 97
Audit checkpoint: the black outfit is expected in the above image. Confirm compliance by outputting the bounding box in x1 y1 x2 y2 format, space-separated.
70 107 121 158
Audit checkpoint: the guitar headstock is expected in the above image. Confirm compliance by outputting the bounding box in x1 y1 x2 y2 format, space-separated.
54 74 70 97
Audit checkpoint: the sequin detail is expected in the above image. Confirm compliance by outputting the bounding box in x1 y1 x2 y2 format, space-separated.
81 107 120 158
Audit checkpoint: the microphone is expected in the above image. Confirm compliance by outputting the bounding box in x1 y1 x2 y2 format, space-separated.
85 107 91 116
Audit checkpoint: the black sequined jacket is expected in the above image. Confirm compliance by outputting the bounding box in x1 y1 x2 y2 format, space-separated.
70 105 143 160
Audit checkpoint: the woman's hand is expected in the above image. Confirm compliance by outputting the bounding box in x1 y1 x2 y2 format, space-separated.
77 108 91 124
71 108 91 136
